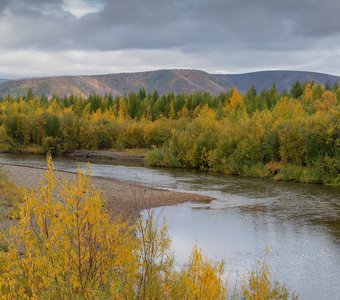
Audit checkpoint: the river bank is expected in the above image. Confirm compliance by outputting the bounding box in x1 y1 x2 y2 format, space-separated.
0 164 211 217
0 148 147 163
65 149 146 164
3 146 339 186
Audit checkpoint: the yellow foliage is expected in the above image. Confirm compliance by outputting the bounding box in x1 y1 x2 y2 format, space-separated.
91 108 103 121
0 155 228 299
272 97 305 120
198 104 217 120
0 167 25 220
178 106 189 118
118 97 128 120
0 154 137 299
102 108 116 121
0 125 8 145
314 90 337 112
176 246 226 300
304 83 313 101
0 156 296 299
46 100 62 116
235 256 297 300
225 88 245 115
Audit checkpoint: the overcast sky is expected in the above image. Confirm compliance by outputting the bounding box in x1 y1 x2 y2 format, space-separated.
0 0 339 78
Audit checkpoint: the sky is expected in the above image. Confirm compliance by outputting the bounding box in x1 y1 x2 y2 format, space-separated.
0 0 339 78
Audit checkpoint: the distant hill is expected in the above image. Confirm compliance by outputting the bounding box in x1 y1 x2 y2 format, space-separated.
0 69 339 98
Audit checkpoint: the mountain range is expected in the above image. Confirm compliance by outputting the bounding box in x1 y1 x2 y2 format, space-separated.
0 69 339 98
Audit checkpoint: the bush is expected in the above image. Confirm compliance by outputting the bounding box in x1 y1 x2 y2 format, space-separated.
0 156 226 299
0 156 296 299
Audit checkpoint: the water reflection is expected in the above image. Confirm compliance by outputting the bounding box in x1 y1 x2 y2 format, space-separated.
152 202 340 300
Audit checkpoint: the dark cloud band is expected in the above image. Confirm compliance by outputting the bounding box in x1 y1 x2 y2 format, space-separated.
0 0 339 77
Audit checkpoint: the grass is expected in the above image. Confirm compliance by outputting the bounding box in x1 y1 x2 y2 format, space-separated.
0 166 24 251
0 166 23 223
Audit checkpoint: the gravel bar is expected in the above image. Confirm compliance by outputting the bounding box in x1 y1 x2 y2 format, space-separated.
1 164 212 217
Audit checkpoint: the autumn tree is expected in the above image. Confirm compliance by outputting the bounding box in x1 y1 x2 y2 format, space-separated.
0 155 137 299
224 88 246 119
314 90 337 112
0 155 228 299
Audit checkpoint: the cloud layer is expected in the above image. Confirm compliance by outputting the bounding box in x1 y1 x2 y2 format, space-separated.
1 0 339 77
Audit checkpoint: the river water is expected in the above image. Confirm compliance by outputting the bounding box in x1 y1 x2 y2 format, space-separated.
0 153 339 299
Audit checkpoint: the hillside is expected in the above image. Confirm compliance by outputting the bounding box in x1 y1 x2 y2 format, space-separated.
0 69 339 98
215 70 340 92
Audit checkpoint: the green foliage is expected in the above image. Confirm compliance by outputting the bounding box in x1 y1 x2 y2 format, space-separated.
290 80 304 99
0 83 338 184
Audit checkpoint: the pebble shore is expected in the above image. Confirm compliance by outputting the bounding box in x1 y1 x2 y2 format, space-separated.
1 164 212 217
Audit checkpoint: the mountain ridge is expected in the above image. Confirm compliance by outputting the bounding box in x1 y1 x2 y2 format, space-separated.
0 69 339 98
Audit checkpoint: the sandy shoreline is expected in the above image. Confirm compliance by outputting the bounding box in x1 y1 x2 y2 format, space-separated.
1 164 212 217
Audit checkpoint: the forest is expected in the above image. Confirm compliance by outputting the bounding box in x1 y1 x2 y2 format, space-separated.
0 80 339 184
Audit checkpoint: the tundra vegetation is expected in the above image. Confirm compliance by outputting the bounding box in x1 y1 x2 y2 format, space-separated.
0 80 338 184
0 166 24 224
0 155 296 299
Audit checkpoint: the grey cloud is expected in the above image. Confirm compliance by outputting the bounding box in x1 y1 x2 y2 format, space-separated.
8 0 64 14
0 0 10 14
75 0 338 52
1 0 340 52
0 0 339 77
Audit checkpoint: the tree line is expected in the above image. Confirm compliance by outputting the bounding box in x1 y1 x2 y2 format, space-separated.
0 80 339 184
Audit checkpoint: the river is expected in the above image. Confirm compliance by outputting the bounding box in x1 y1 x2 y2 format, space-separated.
0 153 339 299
